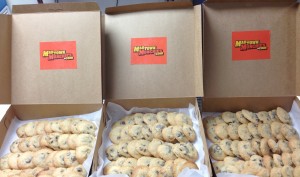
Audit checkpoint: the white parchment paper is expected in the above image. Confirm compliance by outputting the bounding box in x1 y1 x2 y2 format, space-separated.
90 102 209 177
202 100 300 177
0 109 102 177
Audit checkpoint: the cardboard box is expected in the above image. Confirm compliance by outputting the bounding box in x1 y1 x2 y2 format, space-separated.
92 1 212 176
0 2 103 174
202 0 300 175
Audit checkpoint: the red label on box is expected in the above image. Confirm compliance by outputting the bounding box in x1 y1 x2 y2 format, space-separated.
131 37 167 64
40 41 77 70
232 30 270 60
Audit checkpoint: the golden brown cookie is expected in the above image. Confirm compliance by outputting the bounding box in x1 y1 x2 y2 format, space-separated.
258 123 272 138
247 122 260 139
278 140 292 153
273 154 283 167
281 165 294 177
174 113 193 126
157 143 177 161
236 111 249 124
173 142 198 162
209 144 226 161
257 111 272 124
238 124 252 141
148 139 164 157
281 124 299 141
260 138 271 156
242 109 259 124
219 139 234 156
263 155 274 170
227 123 240 140
221 112 238 124
268 139 281 154
276 107 291 124
215 123 228 140
271 121 285 140
288 137 300 151
282 153 293 166
156 111 169 126
292 149 300 166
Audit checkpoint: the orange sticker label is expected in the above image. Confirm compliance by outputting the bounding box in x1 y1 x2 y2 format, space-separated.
131 37 167 64
232 30 270 60
40 41 77 70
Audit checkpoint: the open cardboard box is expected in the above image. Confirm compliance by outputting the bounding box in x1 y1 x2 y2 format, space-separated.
89 1 213 176
0 2 103 174
202 0 300 176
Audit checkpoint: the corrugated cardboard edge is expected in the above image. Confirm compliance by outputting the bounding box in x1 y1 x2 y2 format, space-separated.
101 13 106 101
297 5 300 95
205 0 295 2
194 5 204 97
12 2 99 14
0 15 11 104
105 1 192 15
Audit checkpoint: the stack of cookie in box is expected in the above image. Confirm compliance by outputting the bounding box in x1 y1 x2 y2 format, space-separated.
0 118 97 177
104 111 199 177
204 107 300 177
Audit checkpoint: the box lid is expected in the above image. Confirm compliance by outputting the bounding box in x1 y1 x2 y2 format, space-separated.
203 1 299 97
0 15 11 104
11 2 102 105
104 2 203 100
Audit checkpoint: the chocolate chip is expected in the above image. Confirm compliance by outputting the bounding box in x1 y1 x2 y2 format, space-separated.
25 158 32 163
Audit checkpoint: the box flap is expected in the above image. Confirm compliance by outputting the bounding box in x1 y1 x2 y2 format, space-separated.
104 3 203 99
0 15 11 104
12 2 99 14
203 2 297 97
11 4 102 104
205 0 295 2
105 1 192 14
203 97 295 112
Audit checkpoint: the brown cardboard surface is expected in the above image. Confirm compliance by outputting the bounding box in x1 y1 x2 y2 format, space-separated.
12 2 99 13
108 98 195 110
0 15 11 104
203 2 297 97
105 4 203 99
202 97 295 112
11 10 102 104
206 0 295 2
105 1 192 14
12 104 102 120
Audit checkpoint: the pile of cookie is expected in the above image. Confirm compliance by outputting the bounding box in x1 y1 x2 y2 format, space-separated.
0 118 97 177
204 107 300 177
104 111 199 177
